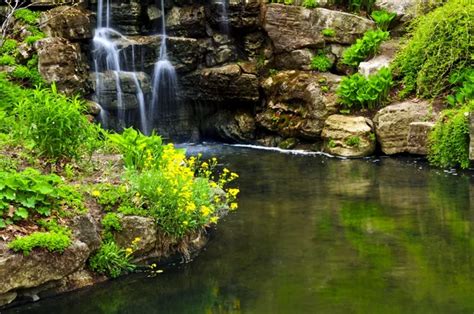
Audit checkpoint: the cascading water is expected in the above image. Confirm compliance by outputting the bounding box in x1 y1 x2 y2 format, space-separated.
216 0 229 33
93 0 149 133
150 0 179 127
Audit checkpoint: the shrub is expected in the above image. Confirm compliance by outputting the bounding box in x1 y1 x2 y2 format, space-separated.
337 67 393 110
15 84 100 161
0 39 18 55
0 168 84 228
342 29 389 67
102 212 122 241
428 102 472 169
25 34 45 45
8 230 71 256
310 52 333 72
321 28 336 37
14 9 41 25
0 55 16 66
393 1 473 98
302 0 318 8
10 65 43 85
446 68 474 108
371 10 397 31
89 241 135 278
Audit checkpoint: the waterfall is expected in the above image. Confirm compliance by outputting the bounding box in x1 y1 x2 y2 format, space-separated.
216 0 229 33
150 0 179 127
93 0 148 133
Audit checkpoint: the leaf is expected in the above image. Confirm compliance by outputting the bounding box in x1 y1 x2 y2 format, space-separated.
15 207 29 219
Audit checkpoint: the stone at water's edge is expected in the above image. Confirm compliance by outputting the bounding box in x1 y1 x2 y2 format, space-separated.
470 112 474 161
406 122 435 156
263 4 374 53
36 37 90 95
374 100 434 155
321 115 375 158
257 71 341 141
114 216 158 256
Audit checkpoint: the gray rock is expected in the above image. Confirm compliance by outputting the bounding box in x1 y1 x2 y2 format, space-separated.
274 49 315 71
69 214 101 252
263 4 374 53
206 110 256 143
36 37 90 95
374 0 428 23
406 121 435 155
257 71 341 140
114 216 158 256
321 115 376 157
374 100 433 155
40 6 93 40
166 5 206 38
358 39 400 77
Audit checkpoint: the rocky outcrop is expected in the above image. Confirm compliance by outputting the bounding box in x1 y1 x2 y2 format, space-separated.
374 100 433 155
263 4 374 53
36 37 90 95
204 110 256 143
406 122 435 155
166 5 207 38
40 6 93 40
257 71 341 140
321 115 375 157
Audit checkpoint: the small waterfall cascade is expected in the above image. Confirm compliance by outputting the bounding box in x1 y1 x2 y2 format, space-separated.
215 0 229 33
93 0 149 133
150 0 179 127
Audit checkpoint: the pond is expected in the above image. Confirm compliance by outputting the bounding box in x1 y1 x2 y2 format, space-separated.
8 145 474 313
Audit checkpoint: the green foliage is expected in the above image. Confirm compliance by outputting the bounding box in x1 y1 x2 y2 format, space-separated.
337 67 393 110
15 84 100 161
14 9 41 25
89 241 135 278
371 10 397 30
342 29 389 67
10 65 43 85
333 0 375 12
0 39 18 55
310 52 333 72
446 68 474 107
102 213 122 232
0 168 84 228
345 136 361 147
284 0 294 4
8 223 71 256
393 1 473 98
0 55 16 66
428 103 472 169
302 0 318 8
321 28 336 37
25 34 45 45
108 128 163 171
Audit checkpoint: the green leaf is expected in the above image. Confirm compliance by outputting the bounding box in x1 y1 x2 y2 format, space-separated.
15 207 29 219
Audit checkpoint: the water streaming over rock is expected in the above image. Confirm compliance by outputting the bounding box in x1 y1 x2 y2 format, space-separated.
216 0 229 33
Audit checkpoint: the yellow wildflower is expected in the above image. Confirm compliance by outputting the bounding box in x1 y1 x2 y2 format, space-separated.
230 202 238 210
125 247 133 255
200 205 211 217
133 237 141 244
210 216 219 224
91 190 101 197
182 220 189 226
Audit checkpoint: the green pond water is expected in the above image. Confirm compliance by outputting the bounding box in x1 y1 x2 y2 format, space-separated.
8 145 474 314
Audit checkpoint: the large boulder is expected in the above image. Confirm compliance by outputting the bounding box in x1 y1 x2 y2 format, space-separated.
374 100 433 155
0 240 90 295
40 6 93 40
257 71 341 140
321 115 376 157
36 37 90 95
263 4 374 53
406 121 435 155
114 216 158 256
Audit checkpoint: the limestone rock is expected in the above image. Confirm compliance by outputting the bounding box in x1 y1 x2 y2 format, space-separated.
322 115 375 157
374 0 427 23
374 100 433 155
274 49 315 71
166 5 206 38
208 0 261 30
257 71 341 140
36 37 90 95
0 240 90 295
206 110 256 143
0 292 17 307
406 121 435 155
40 6 93 40
69 214 101 252
358 39 400 77
114 216 158 256
263 4 374 53
110 1 142 35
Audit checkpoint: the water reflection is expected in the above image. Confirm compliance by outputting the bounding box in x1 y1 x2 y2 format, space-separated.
8 145 474 313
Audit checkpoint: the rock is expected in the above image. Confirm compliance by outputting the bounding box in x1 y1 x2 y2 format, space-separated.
374 0 427 23
244 32 266 60
406 122 435 155
85 100 101 116
0 292 17 307
470 112 474 161
374 100 433 155
114 216 157 256
208 0 261 31
166 5 206 38
40 6 93 40
36 37 90 95
321 115 376 157
274 49 315 71
110 1 142 35
358 39 400 77
0 240 90 295
279 138 299 149
91 71 151 111
263 4 374 53
182 64 259 105
257 71 341 140
205 110 256 143
69 214 101 252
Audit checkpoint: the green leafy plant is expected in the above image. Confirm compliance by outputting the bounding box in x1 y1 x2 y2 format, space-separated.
393 1 473 98
371 10 397 31
428 102 472 169
14 8 41 25
303 0 318 8
8 230 71 255
25 34 45 45
342 29 389 67
310 52 333 72
0 55 16 66
321 28 336 37
345 136 361 147
0 39 18 55
10 65 43 85
446 68 474 107
0 168 84 228
101 212 122 241
89 241 135 278
108 128 163 171
15 84 100 161
337 67 393 110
